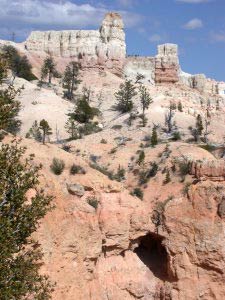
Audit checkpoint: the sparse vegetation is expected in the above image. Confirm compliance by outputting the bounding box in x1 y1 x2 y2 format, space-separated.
163 169 171 184
50 158 65 175
137 150 145 166
131 188 144 200
151 126 158 146
87 196 98 210
70 164 86 175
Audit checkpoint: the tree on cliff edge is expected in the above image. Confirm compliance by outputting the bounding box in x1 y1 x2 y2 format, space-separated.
0 140 53 299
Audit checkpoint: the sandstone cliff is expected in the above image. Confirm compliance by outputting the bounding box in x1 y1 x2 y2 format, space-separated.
25 12 126 74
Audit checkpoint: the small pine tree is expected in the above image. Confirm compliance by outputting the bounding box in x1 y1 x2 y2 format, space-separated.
164 169 171 184
27 120 42 142
39 119 52 144
135 73 145 84
178 101 183 112
137 150 145 166
65 118 79 140
0 140 53 299
63 61 81 100
68 95 99 124
115 80 137 113
139 85 153 127
41 57 58 84
196 114 204 136
151 126 158 147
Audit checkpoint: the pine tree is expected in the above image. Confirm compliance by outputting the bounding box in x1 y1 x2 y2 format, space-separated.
178 101 183 112
41 57 58 84
151 126 158 147
0 140 53 299
137 150 145 166
196 114 204 136
1 45 36 81
115 80 137 113
63 62 81 100
0 84 21 134
39 119 52 144
65 118 79 140
27 120 42 142
139 85 153 127
69 95 99 124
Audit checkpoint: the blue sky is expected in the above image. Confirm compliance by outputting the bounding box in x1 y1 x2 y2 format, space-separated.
0 0 225 80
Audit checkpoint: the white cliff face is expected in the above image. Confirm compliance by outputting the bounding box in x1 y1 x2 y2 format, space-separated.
25 12 126 74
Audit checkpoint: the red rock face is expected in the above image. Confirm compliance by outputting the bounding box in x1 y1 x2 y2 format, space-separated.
190 159 225 181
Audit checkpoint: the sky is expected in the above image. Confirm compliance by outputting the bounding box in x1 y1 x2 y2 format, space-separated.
0 0 225 81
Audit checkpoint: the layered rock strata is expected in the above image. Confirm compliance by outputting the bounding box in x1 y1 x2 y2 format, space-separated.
25 13 126 74
155 44 180 84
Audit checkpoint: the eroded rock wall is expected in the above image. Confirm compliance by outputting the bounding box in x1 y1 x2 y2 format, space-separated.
25 12 126 74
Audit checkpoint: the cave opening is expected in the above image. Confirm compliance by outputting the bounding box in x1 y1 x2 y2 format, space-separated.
134 233 172 282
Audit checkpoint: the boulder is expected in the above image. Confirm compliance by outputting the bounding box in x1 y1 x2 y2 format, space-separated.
67 183 85 197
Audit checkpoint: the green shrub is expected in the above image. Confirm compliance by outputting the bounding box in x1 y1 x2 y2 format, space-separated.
113 165 126 182
62 144 72 152
50 158 65 175
131 188 143 200
172 131 181 141
100 138 107 144
199 144 216 153
87 197 98 210
78 122 102 137
70 164 86 175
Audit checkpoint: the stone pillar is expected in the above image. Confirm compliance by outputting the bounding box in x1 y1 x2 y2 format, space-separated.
155 44 180 84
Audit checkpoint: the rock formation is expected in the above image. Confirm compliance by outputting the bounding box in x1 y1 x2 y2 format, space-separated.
25 12 126 74
155 44 180 84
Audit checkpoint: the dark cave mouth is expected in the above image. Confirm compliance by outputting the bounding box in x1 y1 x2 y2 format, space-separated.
134 233 172 282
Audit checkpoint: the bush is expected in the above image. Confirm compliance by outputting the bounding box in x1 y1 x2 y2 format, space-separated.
2 45 37 81
70 164 86 175
78 122 102 137
87 197 98 210
100 138 107 144
50 158 65 175
62 144 72 152
199 144 216 153
163 170 171 184
172 131 181 141
113 165 126 182
131 188 143 200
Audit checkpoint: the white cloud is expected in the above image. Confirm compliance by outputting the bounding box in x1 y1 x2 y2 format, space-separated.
0 0 141 40
176 0 210 3
210 32 225 42
149 34 162 42
183 18 203 30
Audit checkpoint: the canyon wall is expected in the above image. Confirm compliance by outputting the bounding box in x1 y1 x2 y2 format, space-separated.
25 13 126 74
